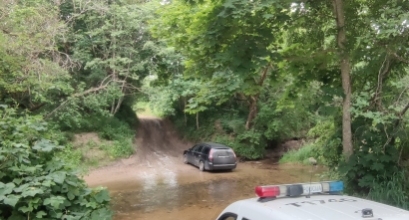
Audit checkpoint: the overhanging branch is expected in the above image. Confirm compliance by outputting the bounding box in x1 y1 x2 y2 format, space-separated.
44 84 110 119
399 102 409 118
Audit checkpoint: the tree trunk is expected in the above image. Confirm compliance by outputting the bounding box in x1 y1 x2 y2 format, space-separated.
244 65 270 130
333 0 353 158
196 112 199 130
112 96 124 115
184 97 187 126
245 95 258 130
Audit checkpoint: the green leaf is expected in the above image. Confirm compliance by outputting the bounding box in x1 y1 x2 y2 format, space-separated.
62 214 83 220
7 213 25 220
44 196 66 209
67 191 75 200
42 179 53 187
94 189 110 203
66 180 79 187
371 163 384 171
32 139 57 152
0 182 15 196
13 178 23 185
36 211 46 218
21 187 44 198
90 208 112 220
13 183 29 193
4 194 21 207
50 171 66 184
18 205 33 213
86 201 99 209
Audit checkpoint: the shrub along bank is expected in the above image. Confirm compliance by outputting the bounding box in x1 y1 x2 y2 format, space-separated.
0 107 112 219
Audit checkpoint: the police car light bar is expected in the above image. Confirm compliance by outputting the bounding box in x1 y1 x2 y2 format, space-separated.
255 181 344 199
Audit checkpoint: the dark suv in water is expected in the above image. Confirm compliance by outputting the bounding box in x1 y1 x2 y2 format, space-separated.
183 142 237 171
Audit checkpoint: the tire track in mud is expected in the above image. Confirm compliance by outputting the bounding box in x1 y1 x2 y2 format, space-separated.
134 118 189 167
84 116 194 188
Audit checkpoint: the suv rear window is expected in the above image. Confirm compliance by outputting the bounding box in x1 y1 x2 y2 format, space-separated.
212 148 234 156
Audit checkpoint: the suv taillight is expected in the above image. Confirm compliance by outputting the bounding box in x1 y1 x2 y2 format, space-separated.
209 149 214 162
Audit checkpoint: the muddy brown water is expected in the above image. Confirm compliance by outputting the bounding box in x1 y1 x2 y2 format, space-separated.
84 118 326 220
87 162 325 220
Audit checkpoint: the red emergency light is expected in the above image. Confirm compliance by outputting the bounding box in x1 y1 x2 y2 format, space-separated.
255 186 280 198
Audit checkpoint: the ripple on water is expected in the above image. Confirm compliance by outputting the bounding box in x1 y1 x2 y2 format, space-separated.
110 164 326 220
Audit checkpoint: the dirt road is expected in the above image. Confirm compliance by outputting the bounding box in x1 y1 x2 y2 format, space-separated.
84 118 195 189
84 117 324 220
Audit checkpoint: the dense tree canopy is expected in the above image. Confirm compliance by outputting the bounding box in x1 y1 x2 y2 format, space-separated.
1 0 409 215
150 0 409 199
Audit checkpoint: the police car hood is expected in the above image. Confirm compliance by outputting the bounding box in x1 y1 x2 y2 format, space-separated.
242 195 409 220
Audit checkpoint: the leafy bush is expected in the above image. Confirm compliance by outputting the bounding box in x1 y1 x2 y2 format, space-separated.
338 117 403 191
53 105 136 165
97 118 134 141
233 143 265 160
366 171 409 210
235 129 266 159
214 131 265 160
278 119 341 165
0 107 112 219
306 120 343 167
56 144 83 169
99 139 134 159
219 117 246 134
113 101 139 128
279 144 320 164
171 110 216 141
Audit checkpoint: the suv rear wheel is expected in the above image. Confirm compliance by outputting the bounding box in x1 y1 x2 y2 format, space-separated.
199 161 205 171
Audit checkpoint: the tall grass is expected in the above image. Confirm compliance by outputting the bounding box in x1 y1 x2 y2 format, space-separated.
367 171 409 210
279 144 318 164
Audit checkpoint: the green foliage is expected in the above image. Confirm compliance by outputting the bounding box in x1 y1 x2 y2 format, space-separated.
335 107 409 198
367 171 409 210
55 109 136 166
279 119 343 166
0 0 72 110
56 144 83 170
3 0 409 212
98 119 133 141
105 139 134 159
339 131 401 193
114 100 139 128
150 0 292 121
172 109 216 141
142 76 197 116
320 135 343 168
213 134 265 160
0 107 112 219
256 80 323 141
219 117 246 135
134 101 163 118
47 0 184 122
235 129 266 159
279 144 320 164
306 120 343 167
171 106 265 159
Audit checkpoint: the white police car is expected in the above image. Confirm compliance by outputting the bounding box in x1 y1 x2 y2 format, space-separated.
216 181 409 220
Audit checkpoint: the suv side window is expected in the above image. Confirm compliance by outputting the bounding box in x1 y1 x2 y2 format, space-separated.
191 145 200 152
202 146 210 155
217 212 238 220
195 145 203 153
